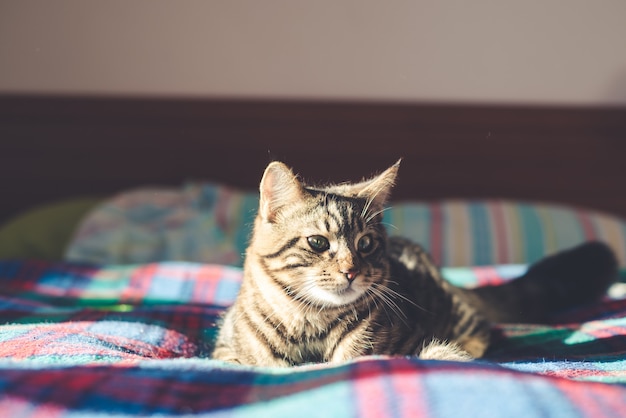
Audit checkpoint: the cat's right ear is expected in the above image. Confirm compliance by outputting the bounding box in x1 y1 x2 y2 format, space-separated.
259 161 304 222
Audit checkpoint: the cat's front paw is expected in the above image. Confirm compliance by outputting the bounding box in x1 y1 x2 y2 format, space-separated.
211 347 243 364
418 339 474 362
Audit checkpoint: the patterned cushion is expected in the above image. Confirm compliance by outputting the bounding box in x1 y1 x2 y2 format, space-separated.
65 183 626 267
386 200 626 267
65 184 258 266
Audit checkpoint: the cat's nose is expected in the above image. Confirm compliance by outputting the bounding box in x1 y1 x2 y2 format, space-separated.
342 269 360 282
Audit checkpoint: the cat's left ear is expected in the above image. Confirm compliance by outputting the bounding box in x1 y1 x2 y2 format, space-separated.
356 159 401 211
259 161 305 222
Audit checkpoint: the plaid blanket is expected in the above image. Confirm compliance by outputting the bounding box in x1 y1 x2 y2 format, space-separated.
1 260 626 417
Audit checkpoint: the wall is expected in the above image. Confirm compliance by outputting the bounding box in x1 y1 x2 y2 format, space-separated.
1 0 626 105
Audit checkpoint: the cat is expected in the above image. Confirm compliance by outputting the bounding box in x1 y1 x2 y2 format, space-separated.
212 160 618 366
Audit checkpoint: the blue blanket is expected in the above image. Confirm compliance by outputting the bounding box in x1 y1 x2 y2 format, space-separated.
1 260 625 417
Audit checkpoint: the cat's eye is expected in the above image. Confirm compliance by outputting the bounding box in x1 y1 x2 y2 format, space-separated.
307 235 330 252
357 235 374 253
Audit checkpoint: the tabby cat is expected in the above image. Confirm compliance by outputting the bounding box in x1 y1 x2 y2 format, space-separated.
212 161 618 366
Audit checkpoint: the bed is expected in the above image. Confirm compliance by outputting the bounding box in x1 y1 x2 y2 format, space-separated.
1 95 626 417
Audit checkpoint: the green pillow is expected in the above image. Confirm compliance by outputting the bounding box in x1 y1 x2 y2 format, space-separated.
0 197 102 260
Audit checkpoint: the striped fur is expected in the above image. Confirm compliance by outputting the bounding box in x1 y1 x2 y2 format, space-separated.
212 161 618 366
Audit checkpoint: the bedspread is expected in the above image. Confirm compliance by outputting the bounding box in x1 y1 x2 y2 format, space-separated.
1 260 625 417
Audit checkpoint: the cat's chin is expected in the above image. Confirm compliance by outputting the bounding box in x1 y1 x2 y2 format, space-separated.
305 286 365 307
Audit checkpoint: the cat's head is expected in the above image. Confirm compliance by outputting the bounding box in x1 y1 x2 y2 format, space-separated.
249 160 400 307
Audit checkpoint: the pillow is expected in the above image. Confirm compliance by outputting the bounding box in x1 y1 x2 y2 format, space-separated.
65 183 626 267
385 200 626 267
0 197 102 260
65 184 258 266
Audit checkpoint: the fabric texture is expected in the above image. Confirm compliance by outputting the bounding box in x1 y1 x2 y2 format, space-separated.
1 260 626 417
65 183 626 268
65 184 258 266
387 200 626 267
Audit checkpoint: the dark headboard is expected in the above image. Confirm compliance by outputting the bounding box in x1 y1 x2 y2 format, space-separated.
2 95 626 223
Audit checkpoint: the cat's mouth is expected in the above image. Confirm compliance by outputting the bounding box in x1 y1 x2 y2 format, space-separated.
337 283 356 295
305 278 368 306
337 280 359 295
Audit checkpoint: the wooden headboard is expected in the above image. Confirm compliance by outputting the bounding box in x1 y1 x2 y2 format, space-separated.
1 95 626 223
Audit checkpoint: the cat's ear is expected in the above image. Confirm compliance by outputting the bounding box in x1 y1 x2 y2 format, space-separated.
259 161 305 222
356 159 400 211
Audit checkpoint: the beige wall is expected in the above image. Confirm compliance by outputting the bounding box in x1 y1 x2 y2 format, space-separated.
1 0 626 105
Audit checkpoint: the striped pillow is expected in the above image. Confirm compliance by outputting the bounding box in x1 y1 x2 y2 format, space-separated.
66 184 626 268
384 200 626 267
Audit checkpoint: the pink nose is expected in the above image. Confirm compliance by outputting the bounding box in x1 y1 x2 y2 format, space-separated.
342 269 359 282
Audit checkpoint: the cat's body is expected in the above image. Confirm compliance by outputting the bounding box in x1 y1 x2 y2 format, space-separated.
212 161 618 366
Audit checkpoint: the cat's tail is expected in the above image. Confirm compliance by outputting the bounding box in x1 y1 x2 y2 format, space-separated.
461 241 619 323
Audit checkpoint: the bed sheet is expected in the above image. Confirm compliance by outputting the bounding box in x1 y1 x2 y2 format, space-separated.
1 260 625 417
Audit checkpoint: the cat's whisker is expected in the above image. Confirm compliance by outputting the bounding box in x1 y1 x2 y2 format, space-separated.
361 195 375 219
365 288 393 324
364 206 393 225
366 282 403 314
366 286 408 326
373 288 407 320
294 282 319 306
373 282 430 314
380 222 399 231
